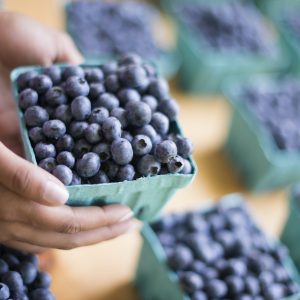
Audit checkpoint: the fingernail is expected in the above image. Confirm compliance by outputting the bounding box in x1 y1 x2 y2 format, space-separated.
119 210 134 222
43 181 69 205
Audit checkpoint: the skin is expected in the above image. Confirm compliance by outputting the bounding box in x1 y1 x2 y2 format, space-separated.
0 12 134 253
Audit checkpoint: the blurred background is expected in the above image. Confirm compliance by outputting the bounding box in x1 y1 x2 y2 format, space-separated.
2 0 299 299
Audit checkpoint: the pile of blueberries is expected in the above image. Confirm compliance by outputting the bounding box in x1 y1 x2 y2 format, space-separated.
178 2 273 54
151 199 300 300
0 245 54 300
242 80 300 152
67 1 159 58
16 54 193 186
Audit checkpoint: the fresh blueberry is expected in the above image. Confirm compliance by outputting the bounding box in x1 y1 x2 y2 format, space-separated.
34 142 56 160
137 154 161 176
116 164 135 181
0 260 8 275
132 135 152 156
71 96 91 121
84 123 102 144
126 102 152 127
119 64 148 88
148 78 169 101
168 245 194 270
76 152 101 178
52 165 73 185
111 107 128 128
45 87 67 107
263 284 285 300
73 139 92 158
29 288 55 300
158 99 179 121
92 142 111 161
18 89 38 110
62 65 84 80
94 93 119 111
155 140 177 163
84 68 104 83
180 159 192 174
141 95 158 112
18 262 37 285
42 120 66 140
101 62 118 76
121 131 133 142
71 172 82 185
179 271 204 294
89 107 109 124
0 282 10 300
206 279 228 298
24 106 49 127
88 83 106 100
111 138 133 165
17 71 38 91
1 271 24 296
136 124 157 142
117 88 141 105
69 121 89 139
102 117 122 141
32 272 51 289
150 112 169 135
29 74 53 94
54 104 72 125
224 259 247 277
56 134 74 152
118 53 143 66
176 137 193 159
56 151 75 168
43 66 62 85
65 76 89 98
28 127 45 145
102 160 119 180
90 170 110 184
226 275 245 295
245 276 260 296
191 291 207 300
104 74 120 93
38 157 57 173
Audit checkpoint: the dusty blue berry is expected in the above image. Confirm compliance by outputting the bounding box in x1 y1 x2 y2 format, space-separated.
54 104 72 124
142 95 158 112
116 164 135 182
38 157 57 173
104 74 120 93
57 151 75 168
126 102 152 127
17 71 38 91
94 93 119 111
136 124 157 142
73 139 92 158
29 74 53 94
117 88 140 105
151 112 169 135
92 143 111 161
65 76 89 98
132 135 152 156
28 127 45 144
111 138 133 165
84 68 104 83
90 170 110 184
42 120 66 140
89 107 109 124
84 123 102 144
155 140 177 163
71 96 91 121
88 83 106 100
158 99 179 121
167 155 184 173
52 165 73 185
62 65 84 80
19 88 38 110
76 152 101 178
45 87 67 107
137 154 161 176
102 117 122 141
43 66 62 85
56 134 74 152
148 78 169 101
69 121 89 139
24 106 49 127
111 107 128 128
34 142 56 160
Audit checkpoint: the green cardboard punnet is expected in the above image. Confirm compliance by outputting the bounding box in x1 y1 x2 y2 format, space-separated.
135 194 300 300
10 65 196 221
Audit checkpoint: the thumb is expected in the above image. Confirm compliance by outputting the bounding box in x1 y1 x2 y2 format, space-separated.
0 142 69 206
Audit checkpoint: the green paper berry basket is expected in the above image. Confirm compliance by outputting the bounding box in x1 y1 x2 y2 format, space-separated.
161 0 289 95
10 65 196 221
135 194 300 300
64 2 180 80
281 186 300 272
223 75 300 192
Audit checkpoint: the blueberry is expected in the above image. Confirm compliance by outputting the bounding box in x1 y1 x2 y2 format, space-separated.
179 271 204 293
150 112 169 135
0 260 8 275
155 140 177 163
65 76 89 98
158 99 179 121
263 284 285 300
117 88 141 105
52 165 73 185
0 282 10 300
191 291 207 300
206 279 228 298
111 107 128 128
180 159 192 174
29 74 53 94
34 142 56 160
132 135 152 156
45 105 56 119
148 78 169 101
136 124 157 142
17 71 37 91
94 93 119 111
42 120 66 140
226 275 245 295
157 232 175 247
30 288 54 300
18 262 37 285
28 127 45 145
24 106 49 127
224 259 247 277
141 95 158 112
73 139 92 158
121 131 133 142
76 152 101 178
116 164 135 181
56 151 75 168
92 142 111 161
62 65 84 80
56 134 74 152
176 137 193 158
104 74 120 93
69 121 89 139
84 68 104 83
102 117 122 141
89 107 109 124
168 245 194 270
38 157 57 173
18 88 38 110
118 53 142 66
71 96 91 121
111 138 133 165
45 87 67 107
31 272 51 289
90 170 110 184
126 102 152 127
102 160 119 180
101 62 117 76
71 172 82 185
43 66 62 85
119 64 148 88
186 214 208 232
88 83 106 100
1 271 24 296
2 254 19 269
137 154 161 176
245 276 260 296
84 123 102 144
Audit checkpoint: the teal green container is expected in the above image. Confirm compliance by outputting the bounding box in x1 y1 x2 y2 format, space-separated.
224 76 300 191
162 0 289 94
65 3 180 79
135 194 300 300
281 187 300 272
10 65 196 221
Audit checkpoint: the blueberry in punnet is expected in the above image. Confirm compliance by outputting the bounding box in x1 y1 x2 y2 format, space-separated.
118 53 143 66
31 272 51 289
34 142 56 160
122 131 133 142
102 117 122 141
116 164 135 181
65 76 89 98
226 275 245 295
155 140 177 163
29 74 53 94
158 99 179 121
28 127 45 145
92 142 111 161
17 70 37 91
101 61 118 76
0 260 9 275
52 165 73 185
168 245 194 270
76 152 101 178
84 68 104 83
38 157 57 173
132 135 152 156
90 170 110 184
62 65 84 80
94 93 119 111
1 271 24 296
180 159 192 174
0 282 10 300
42 119 66 140
56 151 75 168
43 66 62 85
30 288 55 300
88 82 106 100
84 123 102 144
179 271 204 294
56 134 74 152
141 95 158 112
102 160 119 180
206 279 228 298
89 107 109 124
54 104 72 124
117 88 141 105
71 172 82 185
111 138 133 165
126 101 152 127
45 87 67 108
148 78 169 101
104 74 120 93
150 112 169 135
191 291 207 300
137 154 161 176
69 121 89 139
24 106 49 127
136 124 157 142
119 64 148 89
18 262 37 285
111 107 128 128
71 96 91 121
18 89 38 110
176 136 193 159
73 139 92 158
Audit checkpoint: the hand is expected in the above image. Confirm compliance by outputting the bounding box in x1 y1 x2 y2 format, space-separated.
0 12 134 253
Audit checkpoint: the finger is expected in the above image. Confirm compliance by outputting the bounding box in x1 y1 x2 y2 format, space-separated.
0 142 69 206
3 240 47 254
2 219 133 250
54 32 83 65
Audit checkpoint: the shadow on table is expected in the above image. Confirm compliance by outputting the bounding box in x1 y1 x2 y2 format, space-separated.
93 282 139 300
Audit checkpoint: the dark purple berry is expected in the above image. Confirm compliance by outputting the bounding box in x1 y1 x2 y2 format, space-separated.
45 87 67 107
73 139 92 158
94 93 119 111
71 172 81 185
111 138 133 165
151 112 169 135
104 74 120 93
56 134 74 152
89 107 109 125
76 152 101 178
28 127 44 144
90 170 110 184
141 95 158 112
54 104 72 124
126 102 152 127
88 83 106 100
117 88 141 105
116 164 135 181
84 123 102 144
148 78 169 101
43 66 62 85
132 135 152 156
62 65 84 80
18 89 38 110
102 117 122 141
38 157 57 173
121 131 133 142
119 64 148 88
42 120 66 140
84 68 104 83
65 76 89 98
71 96 91 121
29 74 53 94
56 151 75 168
111 107 128 128
18 262 37 285
137 154 161 176
118 53 142 66
69 121 89 139
52 165 73 185
34 142 56 160
30 288 55 300
158 99 179 121
92 143 111 161
136 125 157 142
155 140 177 163
176 137 193 158
17 71 37 91
24 106 49 127
102 160 119 179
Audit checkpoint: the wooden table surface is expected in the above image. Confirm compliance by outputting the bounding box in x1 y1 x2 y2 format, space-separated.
4 1 290 299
